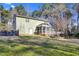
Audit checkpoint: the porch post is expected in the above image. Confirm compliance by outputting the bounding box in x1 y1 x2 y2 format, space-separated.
49 28 51 35
45 27 47 34
41 26 43 34
0 12 1 23
50 28 52 35
38 27 40 34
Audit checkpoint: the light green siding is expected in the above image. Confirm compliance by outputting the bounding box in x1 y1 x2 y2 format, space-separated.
16 17 45 35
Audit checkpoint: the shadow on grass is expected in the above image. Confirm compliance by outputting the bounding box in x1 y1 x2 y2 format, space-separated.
0 38 79 56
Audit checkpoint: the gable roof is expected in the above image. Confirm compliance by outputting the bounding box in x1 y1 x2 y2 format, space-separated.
16 15 48 22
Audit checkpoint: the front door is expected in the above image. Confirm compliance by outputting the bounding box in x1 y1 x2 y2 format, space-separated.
29 28 33 34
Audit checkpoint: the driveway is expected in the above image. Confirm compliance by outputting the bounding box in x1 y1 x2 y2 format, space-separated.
58 37 79 45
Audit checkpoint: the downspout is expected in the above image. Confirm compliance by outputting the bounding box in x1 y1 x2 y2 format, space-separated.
77 13 79 33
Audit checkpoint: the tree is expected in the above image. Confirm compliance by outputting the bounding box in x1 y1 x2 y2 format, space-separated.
15 4 27 16
1 10 10 23
32 10 42 17
41 3 52 11
41 3 52 18
49 4 67 32
0 5 4 23
0 5 4 11
74 4 79 32
0 7 10 30
63 9 72 34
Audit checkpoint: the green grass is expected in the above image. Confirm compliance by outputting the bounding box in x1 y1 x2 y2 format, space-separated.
0 36 79 56
19 36 40 39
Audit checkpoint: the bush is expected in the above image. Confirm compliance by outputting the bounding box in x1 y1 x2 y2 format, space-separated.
75 33 79 38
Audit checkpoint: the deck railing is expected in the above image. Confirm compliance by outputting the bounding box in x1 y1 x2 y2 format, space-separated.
0 30 19 36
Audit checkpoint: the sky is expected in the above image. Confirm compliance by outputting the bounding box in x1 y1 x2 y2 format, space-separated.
0 3 44 13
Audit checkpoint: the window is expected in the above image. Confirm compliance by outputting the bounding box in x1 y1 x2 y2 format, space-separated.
26 19 29 22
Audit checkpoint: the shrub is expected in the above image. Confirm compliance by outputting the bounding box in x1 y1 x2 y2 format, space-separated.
75 33 79 38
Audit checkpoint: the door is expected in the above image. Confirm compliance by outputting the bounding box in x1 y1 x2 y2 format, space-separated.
29 28 33 34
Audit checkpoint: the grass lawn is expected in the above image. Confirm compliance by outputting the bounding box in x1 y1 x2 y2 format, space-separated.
0 36 79 56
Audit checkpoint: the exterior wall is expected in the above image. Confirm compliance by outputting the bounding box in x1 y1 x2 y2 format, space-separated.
16 17 45 35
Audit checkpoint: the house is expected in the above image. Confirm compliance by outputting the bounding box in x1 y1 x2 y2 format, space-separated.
14 15 55 36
